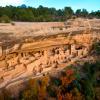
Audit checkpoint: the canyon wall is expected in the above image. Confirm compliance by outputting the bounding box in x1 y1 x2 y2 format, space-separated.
0 33 92 88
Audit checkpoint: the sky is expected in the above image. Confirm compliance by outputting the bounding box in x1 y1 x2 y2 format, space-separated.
0 0 99 12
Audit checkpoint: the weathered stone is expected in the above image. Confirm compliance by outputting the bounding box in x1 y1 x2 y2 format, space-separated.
0 46 2 57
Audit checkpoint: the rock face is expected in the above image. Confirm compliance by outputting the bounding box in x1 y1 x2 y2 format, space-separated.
0 18 100 88
0 45 2 57
0 33 92 88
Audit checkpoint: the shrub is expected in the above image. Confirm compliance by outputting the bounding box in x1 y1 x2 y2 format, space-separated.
46 85 57 97
0 15 11 23
0 89 12 100
50 76 62 86
11 22 15 26
92 41 100 55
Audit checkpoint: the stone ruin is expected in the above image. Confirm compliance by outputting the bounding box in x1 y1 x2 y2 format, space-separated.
0 33 92 88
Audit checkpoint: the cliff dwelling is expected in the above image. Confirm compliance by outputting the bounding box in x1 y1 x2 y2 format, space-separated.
0 18 100 89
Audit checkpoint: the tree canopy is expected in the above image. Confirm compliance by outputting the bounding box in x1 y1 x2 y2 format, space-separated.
0 5 100 22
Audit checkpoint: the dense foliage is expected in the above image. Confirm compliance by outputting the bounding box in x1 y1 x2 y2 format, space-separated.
0 5 100 22
0 61 99 100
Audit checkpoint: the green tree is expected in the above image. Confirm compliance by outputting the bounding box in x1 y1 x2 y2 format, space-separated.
75 9 89 18
81 9 89 17
75 9 81 17
64 7 74 19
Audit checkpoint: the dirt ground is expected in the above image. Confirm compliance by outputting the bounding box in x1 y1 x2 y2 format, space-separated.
0 22 64 36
